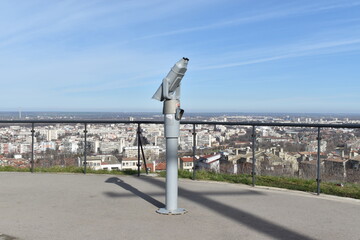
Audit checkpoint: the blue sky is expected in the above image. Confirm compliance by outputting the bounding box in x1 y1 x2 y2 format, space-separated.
1 0 360 113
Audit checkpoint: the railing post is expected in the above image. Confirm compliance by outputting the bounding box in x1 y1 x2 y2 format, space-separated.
137 124 141 177
192 124 197 180
83 123 88 174
139 132 148 175
316 127 321 195
251 125 257 187
31 123 35 173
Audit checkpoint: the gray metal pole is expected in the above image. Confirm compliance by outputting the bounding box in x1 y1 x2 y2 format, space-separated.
192 124 197 180
316 127 321 195
137 124 141 177
153 58 188 215
157 100 186 215
31 123 35 173
166 136 178 211
84 123 88 174
252 125 256 187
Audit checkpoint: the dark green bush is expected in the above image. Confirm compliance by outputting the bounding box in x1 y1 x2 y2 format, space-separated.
177 170 360 199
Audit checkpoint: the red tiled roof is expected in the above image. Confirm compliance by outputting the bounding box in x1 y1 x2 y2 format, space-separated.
141 162 166 171
156 162 166 170
180 157 194 162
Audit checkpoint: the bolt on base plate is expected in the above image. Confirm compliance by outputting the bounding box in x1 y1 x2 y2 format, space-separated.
156 208 187 215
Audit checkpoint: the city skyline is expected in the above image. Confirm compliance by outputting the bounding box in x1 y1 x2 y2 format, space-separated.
1 0 360 113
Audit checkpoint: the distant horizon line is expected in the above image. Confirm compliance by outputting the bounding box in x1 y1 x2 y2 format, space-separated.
0 110 360 116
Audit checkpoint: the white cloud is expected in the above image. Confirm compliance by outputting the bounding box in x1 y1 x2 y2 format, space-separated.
194 38 360 70
0 0 220 48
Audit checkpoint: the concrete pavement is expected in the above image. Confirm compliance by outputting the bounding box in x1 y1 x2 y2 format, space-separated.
0 172 359 240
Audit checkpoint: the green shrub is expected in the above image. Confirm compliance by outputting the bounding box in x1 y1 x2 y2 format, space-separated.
180 170 360 200
0 166 30 172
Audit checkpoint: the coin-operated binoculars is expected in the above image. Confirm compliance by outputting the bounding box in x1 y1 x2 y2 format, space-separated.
152 57 189 215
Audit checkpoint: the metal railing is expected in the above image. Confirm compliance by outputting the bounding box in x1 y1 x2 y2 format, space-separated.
1 119 360 195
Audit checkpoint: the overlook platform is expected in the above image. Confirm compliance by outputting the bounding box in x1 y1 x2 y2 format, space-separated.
0 172 359 240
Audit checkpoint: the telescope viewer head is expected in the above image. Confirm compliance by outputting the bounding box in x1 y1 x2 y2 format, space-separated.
152 58 189 101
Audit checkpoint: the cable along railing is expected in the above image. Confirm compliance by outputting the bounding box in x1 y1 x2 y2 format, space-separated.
1 119 360 196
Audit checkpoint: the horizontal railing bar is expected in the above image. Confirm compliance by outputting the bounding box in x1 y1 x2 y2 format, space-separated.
183 121 360 129
0 119 360 129
0 120 161 124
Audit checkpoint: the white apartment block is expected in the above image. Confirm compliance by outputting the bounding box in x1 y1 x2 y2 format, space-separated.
123 146 160 158
121 157 138 170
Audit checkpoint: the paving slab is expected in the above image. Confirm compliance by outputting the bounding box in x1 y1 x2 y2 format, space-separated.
0 172 359 240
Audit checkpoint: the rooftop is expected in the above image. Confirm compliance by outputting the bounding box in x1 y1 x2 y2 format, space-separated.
0 172 359 240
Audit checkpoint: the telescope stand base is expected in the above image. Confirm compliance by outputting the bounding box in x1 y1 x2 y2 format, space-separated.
156 208 187 215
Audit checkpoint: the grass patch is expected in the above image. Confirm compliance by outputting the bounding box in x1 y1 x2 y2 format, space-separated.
0 166 30 172
321 182 360 199
167 170 360 200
